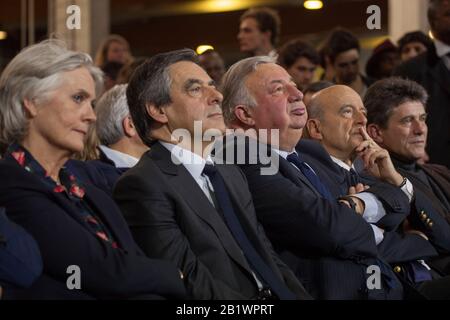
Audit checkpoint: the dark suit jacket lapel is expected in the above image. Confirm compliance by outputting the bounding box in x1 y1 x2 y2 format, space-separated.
297 140 347 196
149 143 251 272
278 155 322 198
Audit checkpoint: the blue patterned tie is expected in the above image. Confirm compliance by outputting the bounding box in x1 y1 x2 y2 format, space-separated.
203 164 296 300
348 168 361 186
286 153 333 200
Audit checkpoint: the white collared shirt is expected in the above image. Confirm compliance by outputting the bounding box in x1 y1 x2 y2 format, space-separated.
160 141 264 290
99 145 139 168
160 141 216 205
275 148 384 244
268 49 278 60
330 156 388 224
273 148 317 173
434 38 450 70
330 156 387 245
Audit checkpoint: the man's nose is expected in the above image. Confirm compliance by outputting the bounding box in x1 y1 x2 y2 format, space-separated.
287 84 303 103
207 86 223 105
355 110 367 125
413 119 427 135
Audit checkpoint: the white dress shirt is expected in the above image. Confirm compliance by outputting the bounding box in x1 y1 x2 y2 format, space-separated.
159 142 216 205
99 145 139 168
160 141 265 289
274 148 384 244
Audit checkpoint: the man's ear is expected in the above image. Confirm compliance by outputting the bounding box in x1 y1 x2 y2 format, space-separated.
234 105 255 126
145 103 168 124
122 115 137 138
367 123 383 144
23 98 38 117
306 119 323 141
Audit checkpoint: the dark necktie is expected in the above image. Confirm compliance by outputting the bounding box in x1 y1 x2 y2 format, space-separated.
286 153 333 200
202 164 296 300
347 168 361 187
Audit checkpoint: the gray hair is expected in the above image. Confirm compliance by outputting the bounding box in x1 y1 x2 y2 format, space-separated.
126 48 198 146
220 55 274 126
364 77 428 128
95 84 129 146
0 39 103 147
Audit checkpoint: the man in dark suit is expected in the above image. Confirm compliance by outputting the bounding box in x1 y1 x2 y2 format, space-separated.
114 49 310 300
393 0 450 168
91 84 148 189
219 55 412 299
306 84 450 252
305 83 450 299
365 77 450 280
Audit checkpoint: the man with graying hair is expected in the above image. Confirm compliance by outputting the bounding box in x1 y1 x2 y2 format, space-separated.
305 83 450 299
92 84 149 188
114 48 310 300
364 78 450 296
218 55 415 299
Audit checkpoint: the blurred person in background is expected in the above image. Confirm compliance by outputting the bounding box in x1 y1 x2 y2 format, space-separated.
237 7 281 58
397 31 433 62
278 38 320 91
95 34 133 67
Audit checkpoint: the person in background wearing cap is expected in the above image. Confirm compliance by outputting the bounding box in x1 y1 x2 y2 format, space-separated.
366 39 400 80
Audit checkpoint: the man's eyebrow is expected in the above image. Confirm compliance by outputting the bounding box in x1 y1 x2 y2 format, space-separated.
399 114 414 121
269 79 284 85
184 79 203 89
338 104 354 111
184 78 215 89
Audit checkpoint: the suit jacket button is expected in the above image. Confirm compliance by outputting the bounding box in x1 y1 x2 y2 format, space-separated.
420 212 427 220
394 266 402 273
426 218 431 224
428 221 434 228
